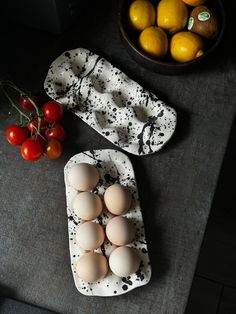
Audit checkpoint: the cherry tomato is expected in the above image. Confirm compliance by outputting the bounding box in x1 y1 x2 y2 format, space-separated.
45 139 62 160
31 135 47 151
43 101 64 123
45 123 66 141
19 95 38 110
27 117 48 133
21 138 43 161
6 125 29 145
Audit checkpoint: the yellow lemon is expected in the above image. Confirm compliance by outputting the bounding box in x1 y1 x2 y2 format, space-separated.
182 0 207 6
157 0 188 34
139 26 168 58
129 0 155 31
170 31 204 62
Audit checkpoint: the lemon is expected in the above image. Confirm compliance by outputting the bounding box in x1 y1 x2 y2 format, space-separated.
170 31 204 62
182 0 207 6
157 0 188 34
129 0 155 31
139 26 168 58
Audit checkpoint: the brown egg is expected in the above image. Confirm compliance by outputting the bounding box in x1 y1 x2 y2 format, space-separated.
68 163 99 191
76 252 108 283
104 184 132 215
73 192 103 220
106 216 135 246
109 246 141 277
76 222 105 250
188 6 219 40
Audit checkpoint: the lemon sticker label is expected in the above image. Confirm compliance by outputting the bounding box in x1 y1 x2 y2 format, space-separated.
188 17 194 30
198 12 210 21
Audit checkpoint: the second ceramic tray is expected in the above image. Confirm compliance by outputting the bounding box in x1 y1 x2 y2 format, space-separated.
45 48 177 156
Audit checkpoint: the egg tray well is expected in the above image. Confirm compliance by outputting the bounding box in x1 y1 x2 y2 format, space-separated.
44 48 177 156
64 149 151 296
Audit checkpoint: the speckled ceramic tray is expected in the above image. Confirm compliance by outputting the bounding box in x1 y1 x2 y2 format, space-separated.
45 48 177 156
64 149 151 296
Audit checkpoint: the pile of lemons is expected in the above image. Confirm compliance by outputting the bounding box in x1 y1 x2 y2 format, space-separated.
129 0 206 62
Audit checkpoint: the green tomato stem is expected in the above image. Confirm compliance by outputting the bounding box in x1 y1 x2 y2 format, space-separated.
28 97 39 115
0 80 40 117
37 116 41 134
27 97 41 134
0 80 44 136
38 132 47 142
1 87 30 121
0 80 25 94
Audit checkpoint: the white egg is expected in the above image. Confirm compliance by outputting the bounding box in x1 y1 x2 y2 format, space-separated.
106 216 135 246
76 252 108 283
73 192 102 220
76 222 105 250
109 246 141 277
68 163 99 191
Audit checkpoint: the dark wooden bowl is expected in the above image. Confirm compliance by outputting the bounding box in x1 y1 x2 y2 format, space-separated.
118 0 225 75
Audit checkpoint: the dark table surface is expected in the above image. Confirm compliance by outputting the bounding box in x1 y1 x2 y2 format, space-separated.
0 1 236 313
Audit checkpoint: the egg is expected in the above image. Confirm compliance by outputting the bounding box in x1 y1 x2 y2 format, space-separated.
76 252 108 282
76 222 105 250
104 184 132 215
73 192 103 220
68 163 99 191
109 246 141 277
106 216 135 246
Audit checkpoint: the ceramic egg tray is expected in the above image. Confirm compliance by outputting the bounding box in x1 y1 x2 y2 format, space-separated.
64 149 151 296
45 48 177 156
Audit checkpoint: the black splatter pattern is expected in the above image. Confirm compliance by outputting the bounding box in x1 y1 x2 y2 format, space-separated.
44 48 177 156
135 269 145 282
122 277 133 286
68 215 78 225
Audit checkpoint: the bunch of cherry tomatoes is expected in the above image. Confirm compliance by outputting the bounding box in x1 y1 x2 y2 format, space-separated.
3 82 66 161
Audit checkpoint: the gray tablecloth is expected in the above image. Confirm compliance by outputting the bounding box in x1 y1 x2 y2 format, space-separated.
0 1 235 313
0 296 56 314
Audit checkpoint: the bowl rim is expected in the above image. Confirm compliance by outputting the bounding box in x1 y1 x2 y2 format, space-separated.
118 0 226 68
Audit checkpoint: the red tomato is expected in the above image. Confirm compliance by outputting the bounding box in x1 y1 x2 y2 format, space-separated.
19 95 38 110
45 139 62 159
31 135 47 151
21 138 43 161
6 125 29 145
45 123 66 141
27 117 48 133
43 101 63 123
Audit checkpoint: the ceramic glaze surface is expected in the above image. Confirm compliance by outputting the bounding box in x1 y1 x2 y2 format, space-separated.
45 48 177 155
64 149 151 296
